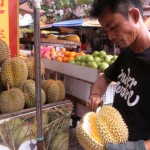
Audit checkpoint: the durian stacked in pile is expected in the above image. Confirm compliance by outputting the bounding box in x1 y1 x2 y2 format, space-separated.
0 39 66 114
76 105 129 150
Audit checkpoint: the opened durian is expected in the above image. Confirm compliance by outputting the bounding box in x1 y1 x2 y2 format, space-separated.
96 105 128 144
76 105 128 150
76 112 105 150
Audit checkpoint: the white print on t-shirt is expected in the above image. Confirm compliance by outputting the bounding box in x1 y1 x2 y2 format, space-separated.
115 68 140 107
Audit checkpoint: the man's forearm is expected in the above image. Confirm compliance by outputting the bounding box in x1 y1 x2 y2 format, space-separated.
91 74 111 97
144 139 150 150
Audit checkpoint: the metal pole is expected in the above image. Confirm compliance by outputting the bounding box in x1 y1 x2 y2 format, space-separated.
33 0 44 149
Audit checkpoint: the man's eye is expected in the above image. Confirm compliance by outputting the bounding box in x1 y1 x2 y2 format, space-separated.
110 25 116 30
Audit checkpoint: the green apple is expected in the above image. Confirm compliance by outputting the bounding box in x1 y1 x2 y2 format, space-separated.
89 61 98 69
99 50 106 58
85 55 94 63
69 60 75 64
103 55 113 63
99 62 109 72
93 51 99 57
95 61 101 67
112 55 118 61
81 61 86 66
94 56 102 62
80 55 87 62
75 55 82 61
75 61 81 65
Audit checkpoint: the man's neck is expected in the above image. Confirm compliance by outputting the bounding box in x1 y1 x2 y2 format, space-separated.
130 26 150 53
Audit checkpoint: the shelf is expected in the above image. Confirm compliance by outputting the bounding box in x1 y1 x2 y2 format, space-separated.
0 100 71 122
42 58 99 83
20 37 81 47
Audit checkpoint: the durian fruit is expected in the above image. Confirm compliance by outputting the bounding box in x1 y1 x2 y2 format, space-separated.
0 39 10 65
26 57 45 80
1 57 28 88
23 80 46 108
42 79 65 103
96 105 128 144
12 123 36 149
49 131 69 150
64 34 80 42
42 79 54 92
0 88 25 113
76 112 105 150
56 80 66 101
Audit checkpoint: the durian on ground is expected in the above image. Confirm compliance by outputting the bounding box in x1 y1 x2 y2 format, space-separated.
76 105 129 150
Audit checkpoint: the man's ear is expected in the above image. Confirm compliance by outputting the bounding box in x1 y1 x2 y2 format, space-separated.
129 8 140 23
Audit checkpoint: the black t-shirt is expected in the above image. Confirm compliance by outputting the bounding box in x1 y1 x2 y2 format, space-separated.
104 47 150 141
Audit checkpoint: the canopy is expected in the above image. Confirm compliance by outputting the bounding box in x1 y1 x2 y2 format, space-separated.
52 18 101 28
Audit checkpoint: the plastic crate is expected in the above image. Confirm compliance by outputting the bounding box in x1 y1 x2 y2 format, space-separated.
64 76 116 104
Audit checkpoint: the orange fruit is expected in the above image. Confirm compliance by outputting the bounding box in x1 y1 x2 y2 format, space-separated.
56 56 63 62
62 56 69 62
67 57 74 62
68 52 77 58
64 51 70 56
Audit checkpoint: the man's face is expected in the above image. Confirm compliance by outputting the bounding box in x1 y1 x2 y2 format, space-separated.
98 10 138 48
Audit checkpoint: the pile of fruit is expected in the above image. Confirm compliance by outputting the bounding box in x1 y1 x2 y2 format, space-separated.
69 50 118 72
0 39 66 114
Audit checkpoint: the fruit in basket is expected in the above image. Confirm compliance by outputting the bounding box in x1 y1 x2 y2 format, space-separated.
1 57 28 88
12 123 36 149
23 80 46 108
26 57 45 80
76 105 128 150
76 112 105 150
49 131 69 150
96 106 128 144
0 39 10 65
0 88 25 113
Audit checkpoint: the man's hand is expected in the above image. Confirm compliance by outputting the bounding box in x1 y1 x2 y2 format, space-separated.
106 140 146 150
86 94 103 111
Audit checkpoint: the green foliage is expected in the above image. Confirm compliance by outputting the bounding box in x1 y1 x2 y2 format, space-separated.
41 0 94 22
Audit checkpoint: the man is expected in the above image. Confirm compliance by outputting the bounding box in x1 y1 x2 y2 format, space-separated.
87 0 150 149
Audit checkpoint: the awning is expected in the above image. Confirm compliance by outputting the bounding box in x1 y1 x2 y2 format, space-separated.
52 18 101 28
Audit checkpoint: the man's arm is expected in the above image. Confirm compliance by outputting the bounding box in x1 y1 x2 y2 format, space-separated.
87 73 111 111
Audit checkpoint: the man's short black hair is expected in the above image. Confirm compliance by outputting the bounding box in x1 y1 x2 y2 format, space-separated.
90 0 143 19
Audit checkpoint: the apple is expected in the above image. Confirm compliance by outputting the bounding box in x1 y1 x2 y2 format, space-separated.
88 61 98 69
75 55 82 61
80 55 87 62
99 50 106 58
112 55 118 61
69 60 75 64
85 55 94 63
99 62 109 72
94 56 102 62
81 62 86 66
93 51 99 57
75 61 81 65
95 61 101 67
103 55 113 63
